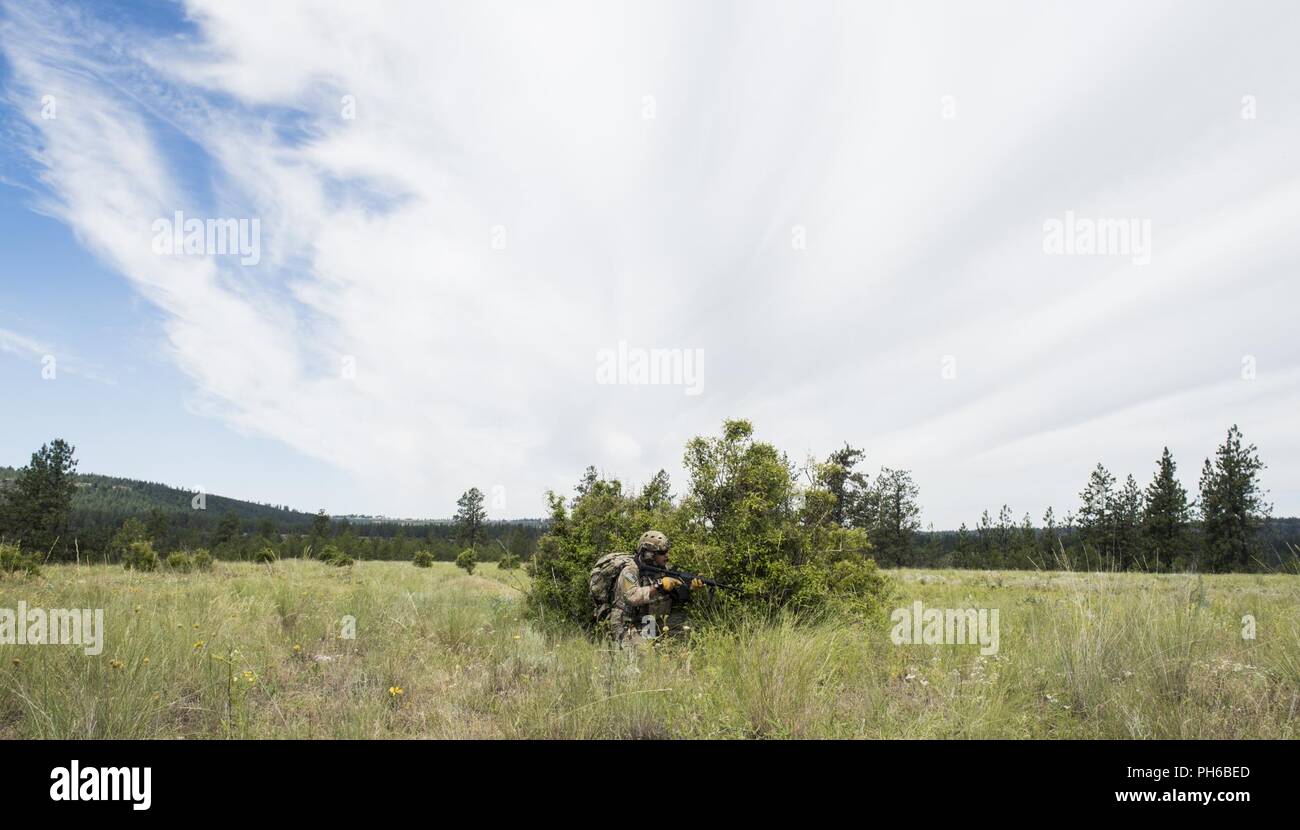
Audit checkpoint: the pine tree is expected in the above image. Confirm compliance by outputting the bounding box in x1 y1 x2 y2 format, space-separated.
995 505 1015 567
1076 463 1115 563
976 509 994 567
308 510 332 557
866 467 921 565
1113 474 1143 570
953 522 973 568
1 439 78 557
638 470 673 512
818 444 869 527
1142 447 1190 571
1199 426 1270 572
1040 506 1060 565
454 487 488 551
1016 512 1038 568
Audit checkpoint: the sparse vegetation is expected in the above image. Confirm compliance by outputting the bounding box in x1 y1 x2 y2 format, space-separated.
0 561 1294 739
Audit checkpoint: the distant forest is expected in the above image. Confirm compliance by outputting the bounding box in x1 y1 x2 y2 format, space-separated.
2 422 1297 572
0 462 543 564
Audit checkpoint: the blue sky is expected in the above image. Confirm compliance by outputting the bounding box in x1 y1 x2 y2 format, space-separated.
2 0 1298 525
0 0 352 512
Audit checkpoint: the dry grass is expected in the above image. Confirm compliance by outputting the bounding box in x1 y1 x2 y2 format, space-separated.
0 561 1295 738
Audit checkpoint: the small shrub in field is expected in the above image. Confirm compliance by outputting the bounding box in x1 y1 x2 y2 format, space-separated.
253 546 278 564
456 549 477 575
192 549 214 571
327 553 354 567
413 551 434 568
166 552 194 573
498 553 520 571
122 540 159 572
317 544 341 564
0 543 41 577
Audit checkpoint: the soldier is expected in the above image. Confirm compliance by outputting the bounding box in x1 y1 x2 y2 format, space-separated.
610 530 705 649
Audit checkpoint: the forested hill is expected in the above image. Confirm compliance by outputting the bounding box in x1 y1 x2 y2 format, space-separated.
0 466 320 530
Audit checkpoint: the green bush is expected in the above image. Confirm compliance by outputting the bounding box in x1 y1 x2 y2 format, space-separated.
413 550 435 568
327 553 354 567
0 543 41 577
192 549 214 571
455 549 477 575
317 544 341 564
109 517 148 564
527 419 891 630
122 540 159 572
165 552 194 573
252 546 278 564
498 553 520 571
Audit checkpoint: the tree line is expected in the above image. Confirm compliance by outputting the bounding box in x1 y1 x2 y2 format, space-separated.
822 425 1288 573
1 424 1293 573
0 440 540 564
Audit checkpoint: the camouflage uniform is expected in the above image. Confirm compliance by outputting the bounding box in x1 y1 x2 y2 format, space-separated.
610 557 673 649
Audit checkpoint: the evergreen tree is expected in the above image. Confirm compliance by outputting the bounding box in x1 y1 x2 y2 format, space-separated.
638 469 674 512
1076 463 1115 563
1016 512 1038 568
1114 474 1143 570
1040 506 1060 565
1 439 78 557
1199 425 1270 572
1142 447 1190 571
975 509 994 567
454 487 488 550
818 444 869 527
864 467 921 565
953 522 973 568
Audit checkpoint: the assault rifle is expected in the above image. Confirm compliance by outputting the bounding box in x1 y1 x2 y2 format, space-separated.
639 562 735 600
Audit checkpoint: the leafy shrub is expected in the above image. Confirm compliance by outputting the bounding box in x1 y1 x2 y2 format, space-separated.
327 553 354 567
527 419 891 629
413 550 435 568
252 546 278 564
0 543 41 577
317 544 341 564
192 549 214 571
455 549 477 575
498 553 520 571
122 540 159 572
166 552 194 573
109 517 148 564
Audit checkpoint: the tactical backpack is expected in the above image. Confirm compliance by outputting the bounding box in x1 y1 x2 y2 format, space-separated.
589 552 635 625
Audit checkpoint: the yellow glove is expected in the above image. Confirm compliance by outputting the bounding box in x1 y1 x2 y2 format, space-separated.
690 578 705 590
659 577 683 593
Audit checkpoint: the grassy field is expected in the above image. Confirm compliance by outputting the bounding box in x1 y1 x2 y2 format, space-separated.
1 560 1296 739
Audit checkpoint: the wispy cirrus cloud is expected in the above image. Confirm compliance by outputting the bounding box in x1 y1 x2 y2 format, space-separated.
2 0 1298 522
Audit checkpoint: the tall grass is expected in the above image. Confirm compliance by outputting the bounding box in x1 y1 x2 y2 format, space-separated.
0 562 1295 738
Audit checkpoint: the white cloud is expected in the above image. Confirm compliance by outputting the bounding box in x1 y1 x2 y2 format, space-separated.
2 0 1298 523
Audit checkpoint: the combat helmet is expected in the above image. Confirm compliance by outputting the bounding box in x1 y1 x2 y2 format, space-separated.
635 530 669 563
